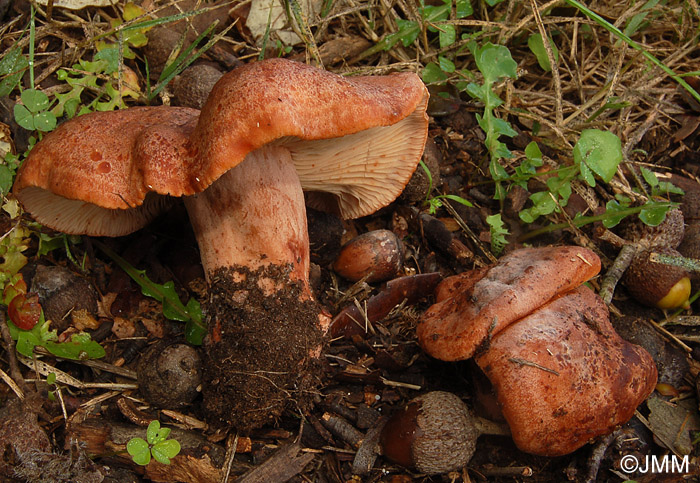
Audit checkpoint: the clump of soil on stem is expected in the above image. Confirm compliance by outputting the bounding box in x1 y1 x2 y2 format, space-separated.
202 264 325 432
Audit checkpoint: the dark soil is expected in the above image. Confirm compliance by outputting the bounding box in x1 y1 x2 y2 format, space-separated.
202 264 325 432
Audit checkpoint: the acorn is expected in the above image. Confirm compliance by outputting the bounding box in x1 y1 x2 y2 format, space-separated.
172 64 224 109
138 340 202 408
380 391 482 475
624 246 691 309
622 207 685 249
333 229 403 283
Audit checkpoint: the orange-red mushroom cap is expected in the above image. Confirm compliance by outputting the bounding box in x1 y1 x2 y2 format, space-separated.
417 246 601 361
13 106 199 236
189 58 429 219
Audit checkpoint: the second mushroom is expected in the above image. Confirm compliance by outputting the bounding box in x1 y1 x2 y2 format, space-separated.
417 246 658 456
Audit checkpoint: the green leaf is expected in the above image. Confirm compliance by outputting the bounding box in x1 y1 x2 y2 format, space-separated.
491 117 517 137
573 129 622 183
527 33 559 72
44 332 106 360
13 104 34 130
623 0 660 38
32 111 56 132
579 162 595 187
184 298 206 346
0 49 29 97
422 62 448 84
438 55 455 73
151 439 181 465
395 19 420 47
639 166 659 187
473 43 517 85
639 201 671 226
439 24 456 48
0 165 12 195
153 426 171 445
20 89 50 113
465 82 487 101
146 420 161 445
127 438 151 466
455 0 473 18
486 214 509 255
602 199 628 228
524 141 543 165
93 47 120 74
15 329 42 357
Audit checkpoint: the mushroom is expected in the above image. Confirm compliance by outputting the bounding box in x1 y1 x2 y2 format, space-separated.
13 58 429 430
417 246 658 456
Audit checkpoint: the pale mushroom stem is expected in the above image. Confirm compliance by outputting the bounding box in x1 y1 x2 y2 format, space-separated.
183 145 311 298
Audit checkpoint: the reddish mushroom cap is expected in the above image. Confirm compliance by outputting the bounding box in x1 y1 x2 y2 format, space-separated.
477 285 658 456
189 58 429 219
417 246 601 361
13 106 199 236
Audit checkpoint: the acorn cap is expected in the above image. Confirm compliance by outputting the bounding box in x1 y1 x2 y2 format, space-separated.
380 391 478 474
624 246 691 309
621 207 685 249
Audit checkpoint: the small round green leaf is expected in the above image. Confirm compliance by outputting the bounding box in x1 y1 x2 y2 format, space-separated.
151 439 181 465
127 438 151 466
146 420 161 445
20 89 49 113
13 104 34 131
33 112 56 132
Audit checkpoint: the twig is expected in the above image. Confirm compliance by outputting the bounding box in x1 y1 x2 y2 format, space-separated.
221 432 239 483
0 366 24 400
599 244 636 304
508 357 559 376
320 412 364 448
0 311 28 395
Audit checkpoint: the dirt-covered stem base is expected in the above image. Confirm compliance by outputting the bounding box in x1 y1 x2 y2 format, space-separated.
183 146 326 430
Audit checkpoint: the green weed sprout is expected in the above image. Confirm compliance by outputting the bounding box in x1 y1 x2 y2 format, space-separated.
419 160 472 215
127 420 181 466
465 42 518 201
95 241 205 345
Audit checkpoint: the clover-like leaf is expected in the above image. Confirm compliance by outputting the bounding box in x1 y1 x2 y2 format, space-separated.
13 104 34 131
20 89 50 113
151 439 181 465
127 437 151 466
146 420 161 445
